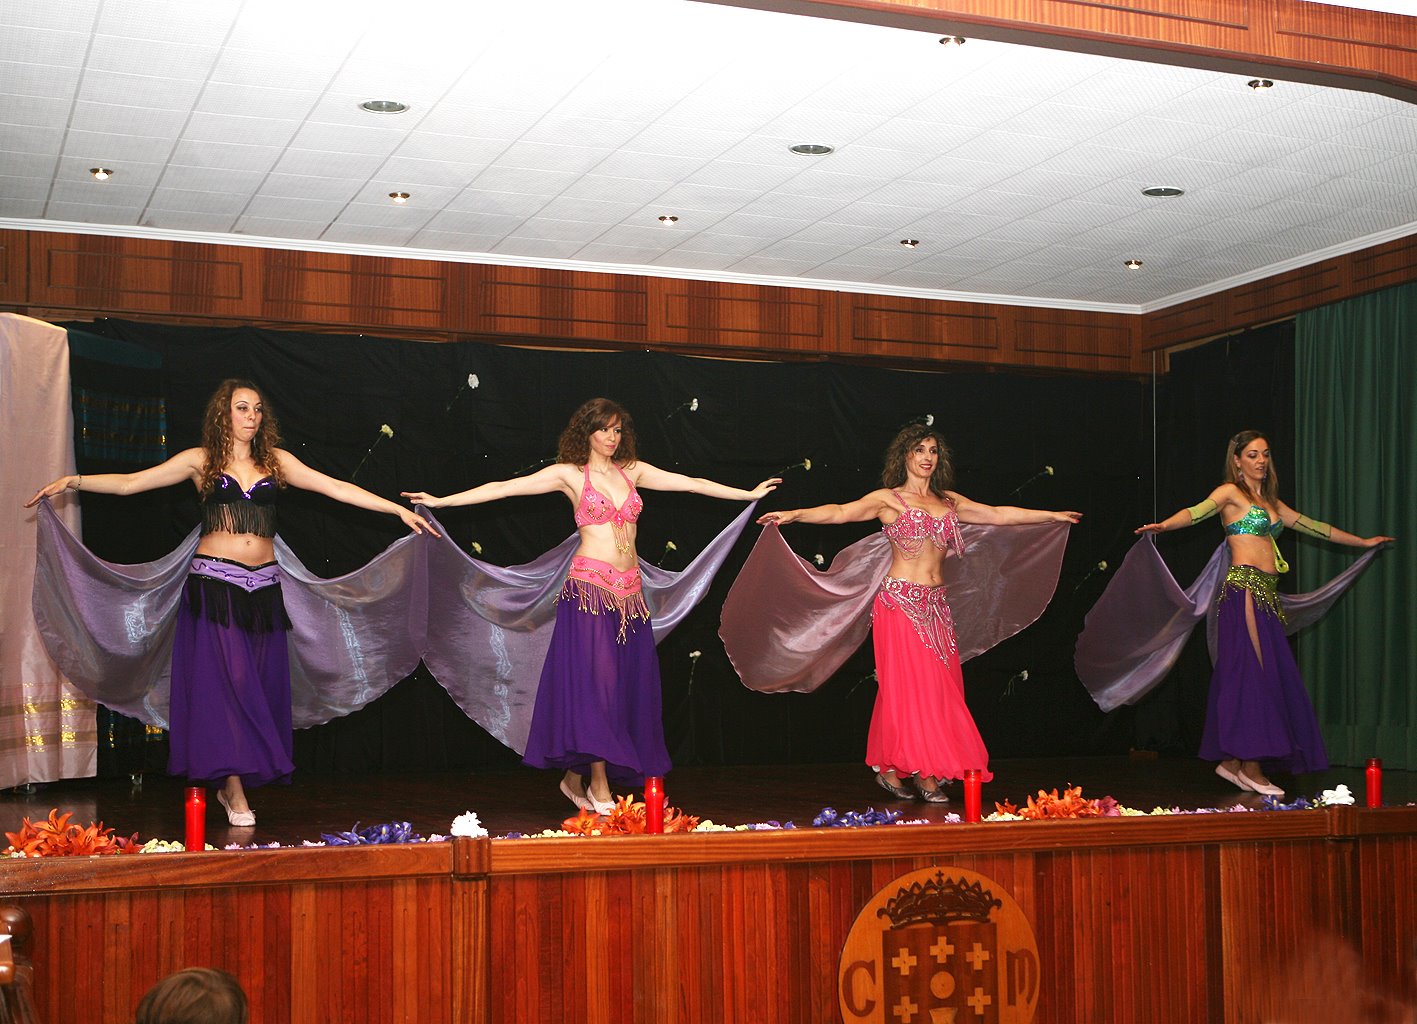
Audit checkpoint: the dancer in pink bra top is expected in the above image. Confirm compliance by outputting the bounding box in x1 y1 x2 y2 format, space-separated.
756 423 1080 802
403 397 780 814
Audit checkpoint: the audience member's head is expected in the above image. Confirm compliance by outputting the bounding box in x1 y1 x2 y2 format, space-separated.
134 967 248 1024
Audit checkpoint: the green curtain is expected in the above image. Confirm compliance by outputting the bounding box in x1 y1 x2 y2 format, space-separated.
1294 282 1415 769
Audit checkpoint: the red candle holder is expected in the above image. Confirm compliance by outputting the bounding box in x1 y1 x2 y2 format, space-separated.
963 769 982 823
184 787 206 851
1365 758 1383 809
644 776 664 834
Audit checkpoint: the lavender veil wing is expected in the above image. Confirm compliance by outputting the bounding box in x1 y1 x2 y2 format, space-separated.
35 498 427 729
31 498 197 728
275 531 426 728
721 521 1071 694
420 503 758 755
1077 535 1383 712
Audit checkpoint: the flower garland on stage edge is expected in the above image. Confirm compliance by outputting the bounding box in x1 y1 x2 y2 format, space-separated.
0 784 1371 855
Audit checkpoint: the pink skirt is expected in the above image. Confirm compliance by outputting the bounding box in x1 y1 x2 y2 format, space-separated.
865 580 992 783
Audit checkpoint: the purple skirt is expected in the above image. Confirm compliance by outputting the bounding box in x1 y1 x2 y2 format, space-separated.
1198 570 1328 774
522 582 671 787
167 558 295 788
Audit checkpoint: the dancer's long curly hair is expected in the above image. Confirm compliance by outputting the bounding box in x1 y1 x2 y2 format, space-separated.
197 379 285 496
1222 429 1277 507
881 423 954 496
557 398 638 467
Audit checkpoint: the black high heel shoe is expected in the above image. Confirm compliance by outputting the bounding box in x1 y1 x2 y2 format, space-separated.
874 771 915 800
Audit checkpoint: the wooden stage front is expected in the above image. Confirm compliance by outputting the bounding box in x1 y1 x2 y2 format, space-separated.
0 759 1412 1024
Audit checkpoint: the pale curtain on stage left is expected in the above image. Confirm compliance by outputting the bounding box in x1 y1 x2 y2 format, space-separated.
0 314 95 788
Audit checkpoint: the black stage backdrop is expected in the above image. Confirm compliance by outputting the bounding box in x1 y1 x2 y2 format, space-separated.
53 318 1285 774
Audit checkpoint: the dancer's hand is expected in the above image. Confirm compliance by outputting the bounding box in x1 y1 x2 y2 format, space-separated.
401 490 443 510
24 476 78 508
398 507 440 536
1362 535 1396 547
1135 522 1166 535
757 508 800 526
747 477 782 500
1052 510 1083 524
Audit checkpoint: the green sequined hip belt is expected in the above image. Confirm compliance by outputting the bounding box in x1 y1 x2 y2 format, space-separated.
1218 564 1286 625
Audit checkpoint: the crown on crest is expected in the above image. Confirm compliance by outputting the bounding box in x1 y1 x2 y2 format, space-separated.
876 871 1001 928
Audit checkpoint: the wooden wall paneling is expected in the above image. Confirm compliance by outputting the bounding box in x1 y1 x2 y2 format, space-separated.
260 250 449 331
1009 310 1139 374
0 230 26 304
475 266 649 344
30 233 253 319
1353 235 1417 296
847 295 1002 364
656 279 834 356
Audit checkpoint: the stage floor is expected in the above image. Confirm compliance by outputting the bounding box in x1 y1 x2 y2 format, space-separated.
1 756 1409 847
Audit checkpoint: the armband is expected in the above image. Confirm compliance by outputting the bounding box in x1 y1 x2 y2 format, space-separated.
1293 515 1332 539
1186 499 1218 524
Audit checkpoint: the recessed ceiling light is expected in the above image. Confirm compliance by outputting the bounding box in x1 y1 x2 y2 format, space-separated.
789 143 834 156
1124 259 1144 270
657 215 678 226
361 99 409 114
899 239 920 248
1141 186 1185 198
89 167 114 180
1247 79 1274 91
389 192 411 204
938 36 966 47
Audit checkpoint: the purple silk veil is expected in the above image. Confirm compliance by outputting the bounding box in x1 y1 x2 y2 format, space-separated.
1074 535 1382 712
32 499 425 729
420 502 758 754
32 498 757 752
720 521 1071 693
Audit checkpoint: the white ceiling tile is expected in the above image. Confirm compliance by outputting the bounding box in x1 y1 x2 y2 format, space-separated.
791 221 887 246
197 82 322 120
0 195 45 216
274 149 386 179
77 69 201 110
468 166 582 195
492 236 586 258
0 173 50 199
209 48 341 91
66 129 175 165
1212 166 1329 200
140 210 237 232
415 105 545 140
289 122 406 158
57 155 164 189
728 255 824 275
752 239 856 263
95 0 241 45
424 209 523 236
0 60 82 99
709 213 812 239
3 2 99 31
69 100 190 137
1338 112 1417 153
444 190 551 217
329 208 430 236
515 218 610 243
0 94 78 129
244 196 345 222
618 125 743 160
649 251 738 272
324 223 422 247
575 243 672 264
87 34 220 80
48 177 152 205
378 157 482 190
536 197 649 224
261 173 364 201
592 150 705 180
684 161 799 192
905 155 1015 190
0 123 65 153
353 183 459 208
0 26 90 67
667 233 774 257
496 141 615 174
521 116 648 150
390 134 509 166
181 111 301 148
0 152 60 178
159 164 268 193
561 175 675 204
147 188 250 215
232 217 330 240
736 193 848 221
168 140 282 174
408 229 504 253
44 201 142 224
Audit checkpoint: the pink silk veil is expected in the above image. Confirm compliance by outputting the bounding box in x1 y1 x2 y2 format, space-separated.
1074 534 1383 712
719 520 1071 693
32 498 756 754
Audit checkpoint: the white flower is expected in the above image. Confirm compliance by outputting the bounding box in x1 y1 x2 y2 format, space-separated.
801 458 812 471
689 398 699 412
380 424 394 438
471 541 483 555
1044 465 1054 476
1319 784 1354 806
468 373 480 389
1018 670 1029 682
1097 560 1108 571
813 553 825 567
924 414 934 426
450 811 488 837
689 650 702 661
665 540 677 552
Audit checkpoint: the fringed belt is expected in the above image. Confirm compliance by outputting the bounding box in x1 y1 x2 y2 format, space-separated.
875 576 958 665
1219 564 1286 625
187 556 290 633
561 556 649 644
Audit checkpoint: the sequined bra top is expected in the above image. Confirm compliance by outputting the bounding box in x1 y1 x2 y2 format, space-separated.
1224 505 1283 538
202 472 278 537
574 463 643 529
881 490 964 559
